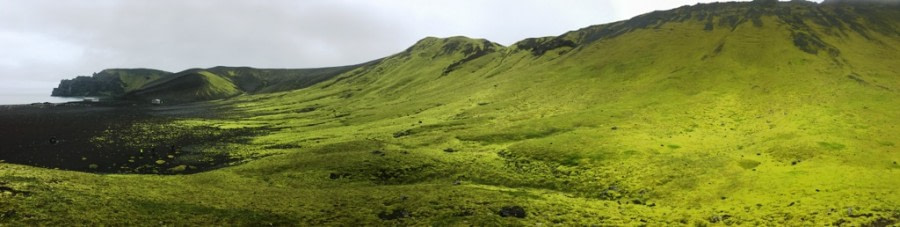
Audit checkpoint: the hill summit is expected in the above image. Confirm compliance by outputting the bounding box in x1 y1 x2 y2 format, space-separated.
33 1 900 225
53 0 899 104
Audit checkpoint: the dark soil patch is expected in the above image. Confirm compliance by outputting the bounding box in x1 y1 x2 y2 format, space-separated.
498 205 527 218
329 172 351 180
0 183 30 197
378 209 410 220
515 37 577 56
0 103 262 175
868 217 897 227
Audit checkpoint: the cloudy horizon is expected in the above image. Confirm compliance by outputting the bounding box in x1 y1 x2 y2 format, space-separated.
0 0 823 95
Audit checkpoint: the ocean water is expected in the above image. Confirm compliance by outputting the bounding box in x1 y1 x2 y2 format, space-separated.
0 93 89 105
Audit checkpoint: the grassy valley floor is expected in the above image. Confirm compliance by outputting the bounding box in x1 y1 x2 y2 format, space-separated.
0 90 897 226
4 1 900 225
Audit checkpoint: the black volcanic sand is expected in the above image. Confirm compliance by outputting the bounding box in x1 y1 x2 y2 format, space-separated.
0 102 261 174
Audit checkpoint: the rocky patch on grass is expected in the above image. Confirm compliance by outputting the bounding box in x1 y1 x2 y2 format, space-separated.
0 183 30 197
0 104 265 175
498 206 527 218
392 129 412 138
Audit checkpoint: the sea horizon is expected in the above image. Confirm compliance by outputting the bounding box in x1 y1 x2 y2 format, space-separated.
0 93 91 105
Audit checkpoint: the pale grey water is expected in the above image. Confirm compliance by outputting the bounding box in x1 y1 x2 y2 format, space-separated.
0 93 89 105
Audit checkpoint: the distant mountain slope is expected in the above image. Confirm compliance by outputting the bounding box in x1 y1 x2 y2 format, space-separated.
216 0 899 223
203 64 367 93
52 0 899 104
52 64 365 103
277 0 898 115
125 70 242 102
51 68 172 97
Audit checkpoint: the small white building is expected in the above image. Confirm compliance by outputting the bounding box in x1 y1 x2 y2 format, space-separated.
151 99 162 105
83 97 99 102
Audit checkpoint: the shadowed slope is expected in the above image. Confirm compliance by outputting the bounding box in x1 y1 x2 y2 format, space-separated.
51 68 173 97
126 70 242 102
53 65 367 103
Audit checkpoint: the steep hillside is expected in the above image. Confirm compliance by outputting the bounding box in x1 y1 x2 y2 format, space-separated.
51 68 172 97
12 0 900 226
125 70 243 102
213 0 900 224
52 64 364 102
204 64 366 93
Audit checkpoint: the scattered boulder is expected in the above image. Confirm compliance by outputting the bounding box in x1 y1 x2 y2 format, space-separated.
329 172 351 180
498 206 527 218
168 165 187 173
297 106 317 113
393 130 412 138
709 214 732 223
0 184 30 197
868 217 897 227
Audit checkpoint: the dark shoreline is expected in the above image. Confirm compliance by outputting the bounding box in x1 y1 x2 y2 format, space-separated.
0 101 252 174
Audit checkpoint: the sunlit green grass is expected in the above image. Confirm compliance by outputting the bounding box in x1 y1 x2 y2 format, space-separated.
2 2 899 225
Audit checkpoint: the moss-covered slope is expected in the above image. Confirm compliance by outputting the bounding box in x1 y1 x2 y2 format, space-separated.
51 68 172 97
52 65 364 103
10 1 900 226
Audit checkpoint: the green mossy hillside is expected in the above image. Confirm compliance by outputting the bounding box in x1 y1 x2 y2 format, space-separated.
125 70 243 102
52 65 364 103
51 68 172 97
11 1 900 225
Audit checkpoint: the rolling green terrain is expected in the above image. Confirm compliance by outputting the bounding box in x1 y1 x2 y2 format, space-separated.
8 0 900 225
52 68 172 97
53 65 363 103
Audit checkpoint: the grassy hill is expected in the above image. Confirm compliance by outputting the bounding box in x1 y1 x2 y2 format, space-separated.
125 70 244 102
51 68 172 97
53 65 365 103
10 0 900 225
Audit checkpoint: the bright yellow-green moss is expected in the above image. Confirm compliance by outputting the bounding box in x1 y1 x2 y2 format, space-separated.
2 2 899 226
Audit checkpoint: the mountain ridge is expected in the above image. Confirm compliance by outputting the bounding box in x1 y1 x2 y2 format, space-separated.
16 0 900 225
51 0 899 103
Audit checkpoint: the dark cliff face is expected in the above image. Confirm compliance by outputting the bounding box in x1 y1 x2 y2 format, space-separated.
51 76 124 97
51 68 172 97
51 65 365 101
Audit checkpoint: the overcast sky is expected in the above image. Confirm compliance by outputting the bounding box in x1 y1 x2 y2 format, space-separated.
0 0 823 95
